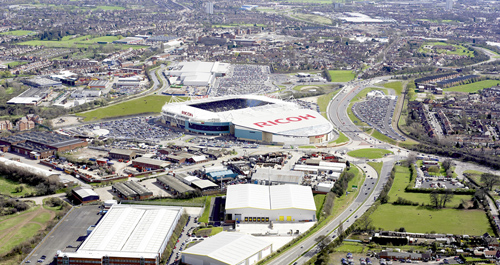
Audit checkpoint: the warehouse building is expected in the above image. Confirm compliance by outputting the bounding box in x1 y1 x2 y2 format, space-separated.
225 184 316 223
181 232 272 265
166 61 229 87
109 148 137 161
72 187 99 204
0 131 88 156
132 157 170 170
57 204 183 265
157 175 196 196
206 169 238 182
112 181 153 200
251 168 304 185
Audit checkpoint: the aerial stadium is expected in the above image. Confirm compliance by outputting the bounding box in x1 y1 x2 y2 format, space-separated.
161 95 334 145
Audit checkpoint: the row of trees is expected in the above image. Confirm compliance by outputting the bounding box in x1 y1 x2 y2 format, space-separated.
0 162 64 197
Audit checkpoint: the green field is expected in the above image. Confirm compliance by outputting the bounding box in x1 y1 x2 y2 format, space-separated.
0 222 41 254
419 42 474 58
444 80 500 93
317 89 341 118
212 23 266 28
371 130 397 145
0 177 36 197
5 61 27 68
291 13 332 25
383 81 403 96
329 131 349 145
96 5 126 10
314 194 326 219
0 30 35 36
387 165 471 207
367 162 383 176
351 87 388 103
76 95 188 121
347 148 393 159
371 204 492 235
335 241 365 253
328 70 356 82
17 35 147 50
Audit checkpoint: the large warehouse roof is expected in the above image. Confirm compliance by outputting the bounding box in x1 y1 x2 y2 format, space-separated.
181 232 271 265
225 184 316 211
252 168 304 184
72 204 183 259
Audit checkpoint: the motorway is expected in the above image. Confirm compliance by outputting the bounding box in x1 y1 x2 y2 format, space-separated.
269 77 407 265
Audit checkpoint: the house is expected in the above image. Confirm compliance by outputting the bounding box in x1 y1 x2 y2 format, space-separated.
0 120 13 131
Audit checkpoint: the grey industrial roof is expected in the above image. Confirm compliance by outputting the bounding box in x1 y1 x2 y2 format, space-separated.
73 187 99 199
181 232 271 265
157 175 195 193
113 181 153 197
133 157 169 167
252 168 304 184
109 148 136 156
192 179 218 190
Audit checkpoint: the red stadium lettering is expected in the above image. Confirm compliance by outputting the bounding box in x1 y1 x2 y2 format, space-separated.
254 122 270 127
274 119 289 124
286 117 302 122
298 114 316 120
267 120 278 125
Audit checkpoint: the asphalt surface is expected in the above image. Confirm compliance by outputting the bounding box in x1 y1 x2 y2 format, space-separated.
25 206 102 265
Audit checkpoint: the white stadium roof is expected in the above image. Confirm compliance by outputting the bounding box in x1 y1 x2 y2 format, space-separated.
225 184 316 211
61 204 183 259
162 94 333 137
181 232 271 265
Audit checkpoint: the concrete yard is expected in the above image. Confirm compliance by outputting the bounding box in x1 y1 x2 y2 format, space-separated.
26 205 102 264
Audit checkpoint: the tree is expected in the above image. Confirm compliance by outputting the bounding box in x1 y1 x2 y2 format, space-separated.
440 189 454 208
337 222 344 238
315 235 331 250
428 166 440 173
430 190 440 208
358 215 373 231
442 159 453 171
480 173 499 191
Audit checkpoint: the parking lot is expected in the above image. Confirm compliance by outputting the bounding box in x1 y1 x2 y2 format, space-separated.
25 205 102 264
353 94 405 141
213 64 275 96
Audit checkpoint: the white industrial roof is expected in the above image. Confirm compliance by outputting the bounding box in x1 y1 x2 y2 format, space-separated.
252 168 304 184
181 232 271 265
225 184 315 211
162 95 333 137
78 204 182 256
73 187 98 198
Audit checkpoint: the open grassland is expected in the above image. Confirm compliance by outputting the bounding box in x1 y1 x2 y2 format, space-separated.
371 130 397 145
371 204 492 235
76 95 188 121
96 5 126 10
331 167 364 217
18 35 147 50
328 70 356 82
317 89 341 118
334 241 365 253
351 87 388 103
0 176 36 197
314 194 326 219
329 131 349 145
387 166 472 207
291 13 332 25
367 162 383 176
419 42 474 57
444 80 500 93
0 30 35 36
348 148 393 159
383 81 403 96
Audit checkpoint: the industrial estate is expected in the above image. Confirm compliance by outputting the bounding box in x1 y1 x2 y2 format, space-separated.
0 0 500 265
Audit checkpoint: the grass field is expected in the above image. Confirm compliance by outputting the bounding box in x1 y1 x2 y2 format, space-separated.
328 70 356 82
371 204 492 235
76 95 188 121
351 87 388 103
6 61 27 68
387 166 472 207
291 13 332 25
199 197 212 224
314 194 326 219
347 148 393 159
331 167 364 218
96 5 126 10
0 30 35 36
335 241 365 253
317 89 341 118
329 131 349 145
0 222 41 254
371 130 397 145
17 34 147 50
195 227 223 237
0 176 36 197
383 81 403 96
419 42 474 58
367 162 383 176
444 80 500 93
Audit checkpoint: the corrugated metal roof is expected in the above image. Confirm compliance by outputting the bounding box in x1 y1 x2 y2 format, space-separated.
225 184 315 211
73 187 99 199
252 168 304 184
181 232 271 265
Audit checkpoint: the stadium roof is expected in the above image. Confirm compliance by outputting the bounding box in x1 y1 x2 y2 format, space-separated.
181 232 271 265
162 95 333 137
225 184 316 211
71 204 182 259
